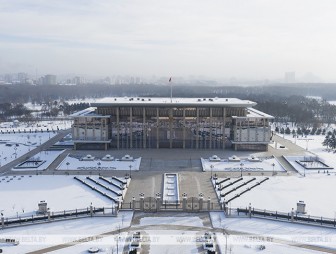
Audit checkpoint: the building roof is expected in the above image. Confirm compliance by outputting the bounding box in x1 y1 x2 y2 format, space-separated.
232 107 274 119
70 107 110 118
91 97 257 108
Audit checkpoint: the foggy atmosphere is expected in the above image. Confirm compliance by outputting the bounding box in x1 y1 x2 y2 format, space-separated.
1 1 336 254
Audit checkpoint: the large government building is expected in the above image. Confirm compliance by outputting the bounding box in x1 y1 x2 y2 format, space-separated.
71 97 273 151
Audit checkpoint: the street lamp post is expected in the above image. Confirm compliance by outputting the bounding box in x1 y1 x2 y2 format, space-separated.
272 163 275 176
240 163 244 177
129 164 132 179
221 222 228 254
116 235 119 254
97 162 101 176
210 164 214 179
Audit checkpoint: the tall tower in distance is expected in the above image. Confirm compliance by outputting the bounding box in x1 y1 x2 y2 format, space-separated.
285 72 295 83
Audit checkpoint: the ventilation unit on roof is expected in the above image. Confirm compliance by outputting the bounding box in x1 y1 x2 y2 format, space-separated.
198 99 201 101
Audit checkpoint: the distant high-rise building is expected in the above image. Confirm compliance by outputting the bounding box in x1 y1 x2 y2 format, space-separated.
17 72 28 84
4 74 12 83
73 76 85 85
42 74 57 85
285 72 295 83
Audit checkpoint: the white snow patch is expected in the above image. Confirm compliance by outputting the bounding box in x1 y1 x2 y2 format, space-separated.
0 175 116 218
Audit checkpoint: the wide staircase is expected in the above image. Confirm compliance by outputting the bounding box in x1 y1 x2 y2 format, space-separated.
214 176 269 204
74 175 129 205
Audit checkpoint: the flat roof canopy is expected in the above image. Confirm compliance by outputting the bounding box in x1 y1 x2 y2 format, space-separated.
232 108 274 119
91 97 257 108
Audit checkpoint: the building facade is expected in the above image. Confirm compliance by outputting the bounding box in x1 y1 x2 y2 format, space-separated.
72 97 273 151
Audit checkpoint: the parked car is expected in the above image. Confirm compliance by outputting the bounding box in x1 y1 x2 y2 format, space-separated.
129 241 141 253
203 240 216 252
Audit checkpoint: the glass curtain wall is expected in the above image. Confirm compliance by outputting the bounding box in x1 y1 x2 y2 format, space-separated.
105 106 237 149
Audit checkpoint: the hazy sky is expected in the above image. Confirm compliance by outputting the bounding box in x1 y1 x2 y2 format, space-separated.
1 0 336 80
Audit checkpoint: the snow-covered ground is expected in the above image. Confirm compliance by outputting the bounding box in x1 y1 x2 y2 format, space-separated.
0 132 57 167
0 120 72 132
216 234 327 254
65 98 99 105
57 154 141 171
279 133 336 169
12 150 65 171
284 155 334 175
211 212 336 253
23 102 43 111
202 156 286 173
0 175 119 218
47 233 128 254
215 175 336 218
0 212 133 254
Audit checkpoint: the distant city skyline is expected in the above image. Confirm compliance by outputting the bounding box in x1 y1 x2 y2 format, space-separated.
0 71 324 85
1 0 336 81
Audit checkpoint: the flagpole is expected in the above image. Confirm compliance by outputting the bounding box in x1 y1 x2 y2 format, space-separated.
169 77 172 103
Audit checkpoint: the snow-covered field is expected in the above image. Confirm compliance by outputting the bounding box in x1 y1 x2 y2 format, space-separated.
284 155 334 175
65 98 99 105
216 234 327 254
0 212 133 254
0 175 117 218
216 175 336 218
0 132 57 167
211 212 336 252
0 119 75 167
202 156 286 173
280 133 336 169
12 150 65 171
46 233 128 254
57 154 141 171
0 120 72 132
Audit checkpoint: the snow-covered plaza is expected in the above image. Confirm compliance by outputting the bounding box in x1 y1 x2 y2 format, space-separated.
1 120 336 253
